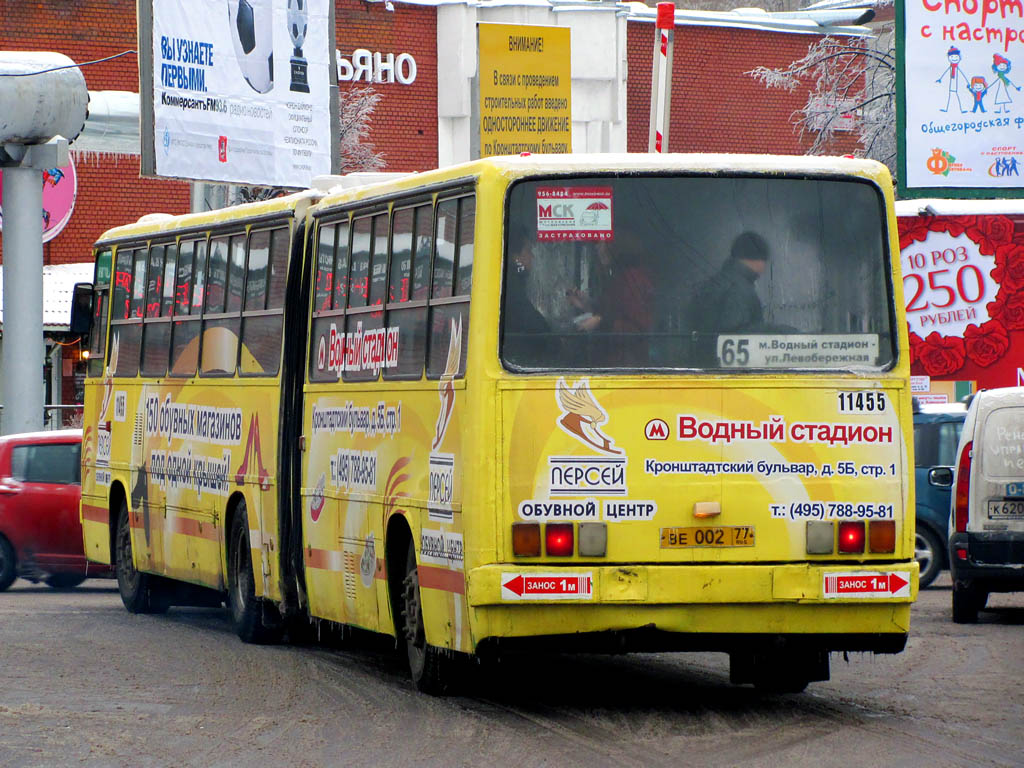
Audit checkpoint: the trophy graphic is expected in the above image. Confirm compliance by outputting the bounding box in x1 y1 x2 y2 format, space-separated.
287 0 310 93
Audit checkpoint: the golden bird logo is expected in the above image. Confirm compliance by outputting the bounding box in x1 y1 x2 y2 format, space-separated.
431 317 462 452
555 377 622 455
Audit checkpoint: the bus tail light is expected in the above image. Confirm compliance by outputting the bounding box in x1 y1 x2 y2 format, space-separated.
837 521 865 553
512 523 541 557
868 520 895 553
545 523 574 556
954 441 973 533
578 523 607 557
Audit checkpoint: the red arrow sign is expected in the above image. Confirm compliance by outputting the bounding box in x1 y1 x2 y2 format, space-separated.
502 573 593 599
824 571 910 597
888 573 909 593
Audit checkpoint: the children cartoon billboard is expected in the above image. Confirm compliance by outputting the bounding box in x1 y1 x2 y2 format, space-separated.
901 2 1024 193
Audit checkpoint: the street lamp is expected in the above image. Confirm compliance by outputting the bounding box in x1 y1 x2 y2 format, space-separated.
0 51 87 434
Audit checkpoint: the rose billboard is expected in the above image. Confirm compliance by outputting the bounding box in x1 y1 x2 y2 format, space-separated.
898 209 1024 387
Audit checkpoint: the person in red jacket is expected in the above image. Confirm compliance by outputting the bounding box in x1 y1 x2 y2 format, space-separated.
567 232 654 366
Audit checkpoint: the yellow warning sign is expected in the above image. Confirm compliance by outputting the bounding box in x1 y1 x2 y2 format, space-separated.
478 23 572 157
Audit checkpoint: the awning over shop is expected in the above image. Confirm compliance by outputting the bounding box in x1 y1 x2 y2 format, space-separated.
0 263 94 332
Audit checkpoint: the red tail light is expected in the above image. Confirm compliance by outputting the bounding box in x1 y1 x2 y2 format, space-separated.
954 440 973 533
545 523 574 556
837 521 865 553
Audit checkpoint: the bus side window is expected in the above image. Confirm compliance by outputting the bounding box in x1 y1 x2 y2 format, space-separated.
201 234 242 375
140 244 170 377
314 223 336 312
111 247 145 378
427 195 471 379
432 199 457 299
332 221 351 311
267 225 289 310
368 213 388 310
344 213 386 382
87 248 112 378
241 227 284 376
456 196 474 295
170 238 201 377
205 236 229 315
385 205 427 379
411 204 432 300
310 220 344 384
348 216 371 309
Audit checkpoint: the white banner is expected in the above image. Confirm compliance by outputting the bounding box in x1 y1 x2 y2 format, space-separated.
904 1 1024 190
151 0 333 187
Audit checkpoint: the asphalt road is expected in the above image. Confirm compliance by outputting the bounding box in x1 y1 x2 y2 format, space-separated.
1 573 1021 768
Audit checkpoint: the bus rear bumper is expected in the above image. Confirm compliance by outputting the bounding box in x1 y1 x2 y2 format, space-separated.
466 562 915 650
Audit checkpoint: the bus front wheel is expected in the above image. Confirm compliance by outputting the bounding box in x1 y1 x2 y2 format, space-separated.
227 502 283 644
400 540 456 695
115 499 168 614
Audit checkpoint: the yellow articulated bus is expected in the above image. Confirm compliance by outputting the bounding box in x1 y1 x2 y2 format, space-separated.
77 154 915 695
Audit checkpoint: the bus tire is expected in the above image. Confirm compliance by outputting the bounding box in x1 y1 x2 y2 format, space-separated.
0 536 16 592
115 499 169 614
400 540 454 695
227 502 282 644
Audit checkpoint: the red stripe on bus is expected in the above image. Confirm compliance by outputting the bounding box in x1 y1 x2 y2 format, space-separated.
418 565 465 595
305 547 335 570
171 517 219 541
81 504 108 524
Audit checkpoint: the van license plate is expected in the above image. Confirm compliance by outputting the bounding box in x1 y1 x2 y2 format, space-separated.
988 500 1024 519
660 526 755 548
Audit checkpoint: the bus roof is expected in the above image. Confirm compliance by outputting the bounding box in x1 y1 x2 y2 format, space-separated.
94 188 321 246
312 152 893 212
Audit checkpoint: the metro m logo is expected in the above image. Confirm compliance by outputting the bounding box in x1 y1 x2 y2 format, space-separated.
645 419 669 440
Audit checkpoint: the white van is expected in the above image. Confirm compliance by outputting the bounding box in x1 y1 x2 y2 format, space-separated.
948 387 1024 622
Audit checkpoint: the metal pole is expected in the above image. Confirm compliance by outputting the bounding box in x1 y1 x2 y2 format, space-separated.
1 165 45 434
647 3 675 153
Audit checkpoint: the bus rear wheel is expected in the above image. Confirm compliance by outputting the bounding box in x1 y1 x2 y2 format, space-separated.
115 499 168 614
227 502 282 644
400 540 456 695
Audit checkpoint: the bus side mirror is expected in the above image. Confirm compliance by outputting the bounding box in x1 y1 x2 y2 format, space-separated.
69 282 94 337
928 467 954 488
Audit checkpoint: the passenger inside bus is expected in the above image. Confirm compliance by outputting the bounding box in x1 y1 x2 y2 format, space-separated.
503 220 554 367
566 234 654 366
686 230 770 364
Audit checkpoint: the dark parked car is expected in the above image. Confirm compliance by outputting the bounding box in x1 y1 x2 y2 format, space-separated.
912 402 966 588
0 429 109 590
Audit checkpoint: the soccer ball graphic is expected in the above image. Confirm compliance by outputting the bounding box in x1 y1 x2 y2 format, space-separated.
287 0 308 52
227 0 274 93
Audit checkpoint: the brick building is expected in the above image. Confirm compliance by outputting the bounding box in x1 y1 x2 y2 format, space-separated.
0 0 872 416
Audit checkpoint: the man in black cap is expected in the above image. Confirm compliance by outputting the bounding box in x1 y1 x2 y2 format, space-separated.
687 231 770 363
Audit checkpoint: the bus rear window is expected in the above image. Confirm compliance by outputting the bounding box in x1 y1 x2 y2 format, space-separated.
501 175 895 372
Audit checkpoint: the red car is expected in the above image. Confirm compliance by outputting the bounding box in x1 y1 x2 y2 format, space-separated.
0 429 109 590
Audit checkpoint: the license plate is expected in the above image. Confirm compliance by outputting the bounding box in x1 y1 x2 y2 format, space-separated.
988 500 1024 519
660 525 755 548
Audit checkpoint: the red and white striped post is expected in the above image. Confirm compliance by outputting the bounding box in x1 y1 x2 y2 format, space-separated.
648 2 675 153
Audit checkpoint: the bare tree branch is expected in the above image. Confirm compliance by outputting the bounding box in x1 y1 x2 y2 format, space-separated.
747 27 897 180
232 85 386 205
